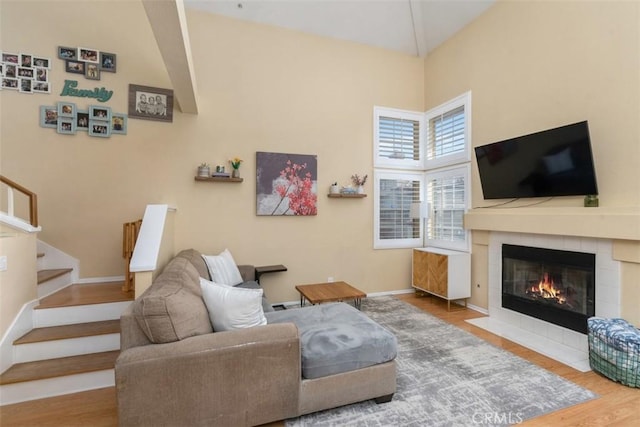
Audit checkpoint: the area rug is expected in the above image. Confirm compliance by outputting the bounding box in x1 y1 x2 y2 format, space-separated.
285 296 597 426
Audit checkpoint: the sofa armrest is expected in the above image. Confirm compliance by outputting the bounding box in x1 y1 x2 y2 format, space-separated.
116 323 301 427
238 264 255 281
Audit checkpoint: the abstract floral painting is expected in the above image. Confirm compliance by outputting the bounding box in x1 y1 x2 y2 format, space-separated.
256 151 318 216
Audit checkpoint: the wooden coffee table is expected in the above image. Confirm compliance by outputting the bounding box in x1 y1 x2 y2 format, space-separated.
295 281 366 309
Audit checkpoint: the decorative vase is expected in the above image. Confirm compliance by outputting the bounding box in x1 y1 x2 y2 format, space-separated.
330 184 340 194
357 185 365 194
232 168 240 179
197 166 210 177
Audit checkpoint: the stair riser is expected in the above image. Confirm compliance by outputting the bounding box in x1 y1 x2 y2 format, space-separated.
14 334 120 363
37 273 72 299
34 301 132 328
0 369 114 406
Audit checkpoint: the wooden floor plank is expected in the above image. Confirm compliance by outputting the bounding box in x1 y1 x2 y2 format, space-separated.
36 282 133 310
37 269 72 285
0 351 119 385
14 320 120 345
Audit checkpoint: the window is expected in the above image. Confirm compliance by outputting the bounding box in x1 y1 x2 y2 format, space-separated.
374 171 423 249
373 92 471 251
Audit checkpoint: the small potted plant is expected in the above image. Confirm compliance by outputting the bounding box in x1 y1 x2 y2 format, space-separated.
351 174 368 194
197 163 210 177
229 157 243 178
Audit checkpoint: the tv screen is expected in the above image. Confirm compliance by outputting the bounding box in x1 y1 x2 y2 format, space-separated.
474 121 598 199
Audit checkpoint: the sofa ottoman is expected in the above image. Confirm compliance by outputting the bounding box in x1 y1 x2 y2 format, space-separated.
266 302 397 379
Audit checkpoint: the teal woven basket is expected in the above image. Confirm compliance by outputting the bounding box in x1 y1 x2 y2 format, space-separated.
587 317 640 388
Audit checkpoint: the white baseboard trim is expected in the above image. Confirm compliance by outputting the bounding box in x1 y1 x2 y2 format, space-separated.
0 299 38 374
76 276 125 284
467 303 489 315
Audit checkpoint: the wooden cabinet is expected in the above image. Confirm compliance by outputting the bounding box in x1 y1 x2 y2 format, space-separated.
412 247 470 310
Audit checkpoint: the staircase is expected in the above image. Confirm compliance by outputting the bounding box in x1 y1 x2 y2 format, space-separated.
0 260 134 405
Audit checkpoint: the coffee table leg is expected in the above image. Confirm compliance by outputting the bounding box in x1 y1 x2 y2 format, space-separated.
354 298 361 310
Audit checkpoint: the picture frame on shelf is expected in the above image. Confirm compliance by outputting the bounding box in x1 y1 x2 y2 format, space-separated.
78 47 99 63
65 60 85 74
57 118 76 135
128 84 173 122
39 105 58 128
111 113 127 135
57 101 76 117
58 46 77 60
99 52 116 72
85 63 100 80
88 120 111 137
89 105 111 121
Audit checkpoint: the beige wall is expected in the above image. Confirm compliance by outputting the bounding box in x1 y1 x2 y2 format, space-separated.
0 225 37 338
423 0 640 311
1 1 424 304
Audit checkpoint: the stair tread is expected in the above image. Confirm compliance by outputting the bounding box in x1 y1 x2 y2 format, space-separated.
37 252 45 258
36 282 134 310
37 268 73 284
0 351 119 385
14 320 121 345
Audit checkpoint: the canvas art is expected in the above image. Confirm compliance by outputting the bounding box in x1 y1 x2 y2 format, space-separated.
256 151 317 216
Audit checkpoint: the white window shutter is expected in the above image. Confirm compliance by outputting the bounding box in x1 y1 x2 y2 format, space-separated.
374 107 424 169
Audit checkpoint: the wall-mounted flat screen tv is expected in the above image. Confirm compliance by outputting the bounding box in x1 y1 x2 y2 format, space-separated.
474 121 598 199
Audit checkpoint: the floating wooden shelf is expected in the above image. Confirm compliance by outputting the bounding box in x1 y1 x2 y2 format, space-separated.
327 193 366 198
194 176 243 183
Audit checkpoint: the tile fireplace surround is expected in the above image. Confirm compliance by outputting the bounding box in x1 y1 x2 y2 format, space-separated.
467 232 620 372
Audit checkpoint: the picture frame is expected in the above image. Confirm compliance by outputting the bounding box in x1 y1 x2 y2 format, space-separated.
111 113 127 135
76 110 89 131
33 81 51 93
88 120 111 137
85 63 100 80
65 60 85 74
58 46 77 60
89 105 111 121
20 53 33 68
57 101 76 117
17 67 34 79
0 64 3 77
33 57 50 68
78 47 99 63
57 118 76 135
2 78 18 90
99 52 116 72
40 105 58 128
19 78 32 94
2 52 19 64
128 84 173 122
4 64 16 78
35 67 48 82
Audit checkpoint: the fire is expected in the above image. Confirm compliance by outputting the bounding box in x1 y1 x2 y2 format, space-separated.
526 273 566 304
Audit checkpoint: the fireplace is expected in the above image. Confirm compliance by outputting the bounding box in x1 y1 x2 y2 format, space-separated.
502 244 595 334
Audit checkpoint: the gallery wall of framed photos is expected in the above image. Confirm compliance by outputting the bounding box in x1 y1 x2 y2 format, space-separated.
40 101 127 137
1 51 51 93
58 46 116 81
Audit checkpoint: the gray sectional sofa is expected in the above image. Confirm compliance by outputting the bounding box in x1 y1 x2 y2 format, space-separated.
115 249 397 426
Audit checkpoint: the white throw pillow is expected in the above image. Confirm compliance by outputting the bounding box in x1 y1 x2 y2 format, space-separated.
202 249 244 286
200 278 266 331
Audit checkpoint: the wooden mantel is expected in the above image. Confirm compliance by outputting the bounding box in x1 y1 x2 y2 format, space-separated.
464 207 640 242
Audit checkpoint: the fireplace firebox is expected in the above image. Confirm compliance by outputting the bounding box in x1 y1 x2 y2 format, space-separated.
502 244 595 334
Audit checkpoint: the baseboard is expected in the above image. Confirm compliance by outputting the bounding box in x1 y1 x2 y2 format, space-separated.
0 299 38 374
76 276 125 284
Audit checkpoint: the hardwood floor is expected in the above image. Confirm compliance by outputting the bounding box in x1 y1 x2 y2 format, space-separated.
1 293 638 426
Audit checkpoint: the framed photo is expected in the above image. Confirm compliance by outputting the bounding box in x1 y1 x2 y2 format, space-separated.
57 101 76 117
89 105 111 121
76 110 89 131
4 64 16 78
58 46 77 60
17 67 34 79
88 120 111 137
33 57 50 68
0 64 3 76
111 113 127 135
2 78 18 90
20 53 33 67
128 84 173 122
85 63 100 80
35 67 48 82
57 118 76 135
19 78 32 94
99 52 116 72
2 52 19 64
78 47 99 63
33 81 51 93
65 60 85 74
40 105 58 128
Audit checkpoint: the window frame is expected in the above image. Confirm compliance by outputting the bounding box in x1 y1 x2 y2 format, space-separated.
373 106 425 170
425 91 472 170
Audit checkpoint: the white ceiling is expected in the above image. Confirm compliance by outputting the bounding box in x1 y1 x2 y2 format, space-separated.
183 0 496 57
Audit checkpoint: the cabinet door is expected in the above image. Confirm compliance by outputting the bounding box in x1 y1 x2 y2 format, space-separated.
426 252 448 297
412 250 429 289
